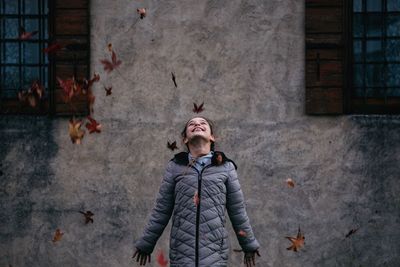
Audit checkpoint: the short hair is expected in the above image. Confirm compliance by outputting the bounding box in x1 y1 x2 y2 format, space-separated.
181 116 215 151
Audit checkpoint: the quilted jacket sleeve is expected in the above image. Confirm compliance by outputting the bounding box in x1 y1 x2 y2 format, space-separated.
225 162 260 252
134 161 176 254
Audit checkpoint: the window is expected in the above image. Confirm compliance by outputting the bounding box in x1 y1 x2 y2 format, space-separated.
305 0 400 114
351 0 400 113
0 0 90 116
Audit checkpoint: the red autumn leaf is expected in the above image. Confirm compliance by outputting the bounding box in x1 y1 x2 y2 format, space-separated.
192 102 204 113
57 76 81 102
43 43 63 54
52 228 64 243
167 141 178 151
137 8 146 19
104 86 112 96
87 88 95 114
100 50 122 73
19 26 38 40
238 230 247 237
79 210 94 224
193 190 199 206
85 116 102 134
69 117 85 144
286 227 305 252
286 178 295 188
156 250 168 267
82 73 100 94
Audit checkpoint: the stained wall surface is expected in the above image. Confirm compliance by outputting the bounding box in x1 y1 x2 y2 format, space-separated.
1 0 400 266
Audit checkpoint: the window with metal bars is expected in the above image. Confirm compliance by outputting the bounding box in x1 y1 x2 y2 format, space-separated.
0 0 90 116
350 0 400 113
0 0 50 114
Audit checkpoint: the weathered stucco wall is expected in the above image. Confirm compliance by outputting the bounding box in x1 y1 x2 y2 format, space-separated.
1 0 400 266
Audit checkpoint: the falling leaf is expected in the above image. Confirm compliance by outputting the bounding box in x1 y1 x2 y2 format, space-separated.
104 86 112 96
43 43 63 54
192 102 204 113
238 230 247 237
171 72 177 88
79 210 94 224
100 50 122 73
107 43 113 52
167 141 178 151
87 88 95 115
17 80 45 108
82 73 100 94
345 227 360 238
157 250 168 267
193 190 199 206
85 116 102 134
286 178 295 188
286 227 305 252
57 76 81 103
137 8 146 19
19 26 38 40
215 152 223 165
52 228 64 243
69 117 85 144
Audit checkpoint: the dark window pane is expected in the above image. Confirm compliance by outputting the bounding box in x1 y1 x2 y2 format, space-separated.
366 40 383 62
5 19 19 38
387 0 400 11
43 18 48 38
386 40 400 61
25 0 38 14
387 64 400 87
354 0 363 12
387 15 400 37
4 67 20 89
5 43 20 63
354 40 363 62
23 19 39 40
23 43 40 64
24 67 40 85
354 87 365 97
353 64 364 87
353 14 364 37
367 0 382 12
366 14 383 37
5 0 18 14
386 88 400 97
366 64 385 86
365 87 385 97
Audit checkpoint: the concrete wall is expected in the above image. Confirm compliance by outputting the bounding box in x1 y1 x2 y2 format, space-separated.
1 0 400 266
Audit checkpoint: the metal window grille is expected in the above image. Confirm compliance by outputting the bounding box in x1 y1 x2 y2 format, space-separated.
351 0 400 110
0 0 49 111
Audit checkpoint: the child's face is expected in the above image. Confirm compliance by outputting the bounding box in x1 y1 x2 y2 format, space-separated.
184 117 215 144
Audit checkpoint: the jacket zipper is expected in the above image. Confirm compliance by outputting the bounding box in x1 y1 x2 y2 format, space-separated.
194 164 211 267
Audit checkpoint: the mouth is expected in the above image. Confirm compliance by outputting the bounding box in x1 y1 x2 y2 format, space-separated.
192 127 204 132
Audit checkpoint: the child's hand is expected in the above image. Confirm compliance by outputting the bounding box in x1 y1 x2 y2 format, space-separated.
132 248 151 266
243 249 261 267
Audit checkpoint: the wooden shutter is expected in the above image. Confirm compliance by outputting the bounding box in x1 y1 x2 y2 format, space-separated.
305 0 348 114
50 0 90 116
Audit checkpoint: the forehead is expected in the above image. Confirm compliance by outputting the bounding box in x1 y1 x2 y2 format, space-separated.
187 117 208 125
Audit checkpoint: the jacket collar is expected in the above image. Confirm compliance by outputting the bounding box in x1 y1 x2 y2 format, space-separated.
171 151 237 170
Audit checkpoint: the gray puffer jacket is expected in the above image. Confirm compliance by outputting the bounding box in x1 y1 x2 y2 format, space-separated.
135 151 260 267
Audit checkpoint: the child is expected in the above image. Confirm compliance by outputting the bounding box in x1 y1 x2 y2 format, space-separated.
133 116 261 266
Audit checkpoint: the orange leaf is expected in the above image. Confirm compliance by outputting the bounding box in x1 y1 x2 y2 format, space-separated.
137 8 146 19
285 227 305 252
52 228 64 243
69 117 85 144
167 141 178 151
286 178 295 188
192 102 204 113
